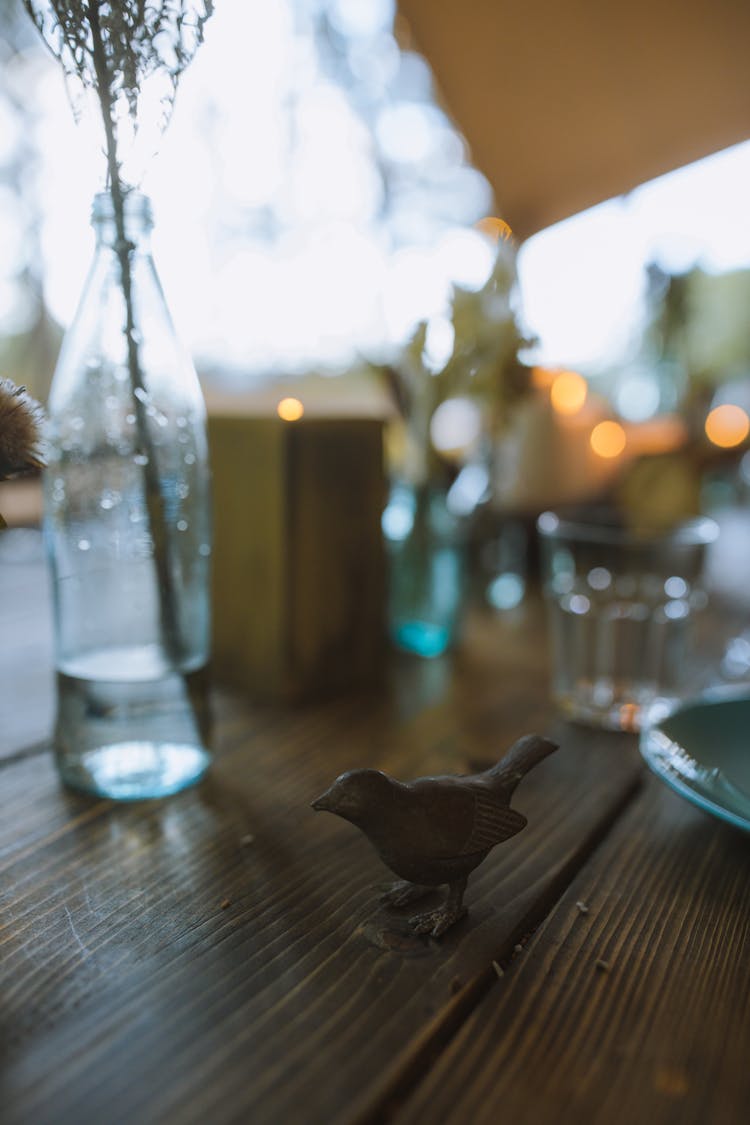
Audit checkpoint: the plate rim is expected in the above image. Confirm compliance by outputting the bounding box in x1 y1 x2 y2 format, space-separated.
640 689 750 833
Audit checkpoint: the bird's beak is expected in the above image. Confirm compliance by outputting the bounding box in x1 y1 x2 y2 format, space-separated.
311 789 332 812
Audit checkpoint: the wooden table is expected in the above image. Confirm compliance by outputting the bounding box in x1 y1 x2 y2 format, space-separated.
1 528 749 1124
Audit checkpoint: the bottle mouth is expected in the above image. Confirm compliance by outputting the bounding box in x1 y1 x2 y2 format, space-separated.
91 190 153 233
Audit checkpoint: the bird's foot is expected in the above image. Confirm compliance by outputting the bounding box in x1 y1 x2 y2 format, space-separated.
379 880 433 908
408 903 467 939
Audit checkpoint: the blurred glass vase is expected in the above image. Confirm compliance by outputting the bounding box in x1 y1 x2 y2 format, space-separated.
43 192 212 799
383 482 466 658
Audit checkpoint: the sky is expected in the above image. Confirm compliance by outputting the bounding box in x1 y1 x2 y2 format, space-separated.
518 140 750 372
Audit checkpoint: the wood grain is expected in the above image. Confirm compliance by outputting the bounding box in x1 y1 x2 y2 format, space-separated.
209 415 385 701
0 629 642 1124
5 490 750 1123
394 779 750 1125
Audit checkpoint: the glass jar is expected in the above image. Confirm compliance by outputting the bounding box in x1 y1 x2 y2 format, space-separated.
43 191 212 798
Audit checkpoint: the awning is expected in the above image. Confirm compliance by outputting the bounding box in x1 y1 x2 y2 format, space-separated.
398 0 750 239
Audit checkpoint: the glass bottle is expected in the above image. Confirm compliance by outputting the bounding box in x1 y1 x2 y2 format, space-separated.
382 481 466 658
43 191 212 799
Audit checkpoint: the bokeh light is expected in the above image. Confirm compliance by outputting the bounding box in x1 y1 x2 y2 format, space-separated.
487 573 525 610
550 371 587 416
476 216 513 244
422 315 455 373
705 404 750 448
277 396 304 421
590 420 627 458
615 371 661 422
430 397 481 456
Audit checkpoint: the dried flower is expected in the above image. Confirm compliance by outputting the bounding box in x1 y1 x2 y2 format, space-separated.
22 2 214 664
0 378 45 479
23 2 214 184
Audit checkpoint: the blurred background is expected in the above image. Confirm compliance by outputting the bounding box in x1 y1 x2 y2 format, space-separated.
2 0 750 614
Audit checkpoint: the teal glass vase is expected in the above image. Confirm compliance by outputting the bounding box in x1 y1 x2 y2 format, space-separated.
383 482 466 659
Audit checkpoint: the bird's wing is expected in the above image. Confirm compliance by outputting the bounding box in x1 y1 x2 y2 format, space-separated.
401 780 478 857
463 790 527 853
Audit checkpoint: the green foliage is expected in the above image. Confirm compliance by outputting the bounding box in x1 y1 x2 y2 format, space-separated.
387 235 534 485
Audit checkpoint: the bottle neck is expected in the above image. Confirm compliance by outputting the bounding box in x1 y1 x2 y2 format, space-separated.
91 190 153 251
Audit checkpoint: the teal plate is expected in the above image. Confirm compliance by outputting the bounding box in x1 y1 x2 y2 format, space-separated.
640 693 750 832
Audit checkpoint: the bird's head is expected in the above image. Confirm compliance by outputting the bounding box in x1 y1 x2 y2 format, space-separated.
311 768 394 826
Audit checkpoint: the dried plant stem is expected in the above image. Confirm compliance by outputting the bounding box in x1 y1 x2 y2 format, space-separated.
89 3 183 665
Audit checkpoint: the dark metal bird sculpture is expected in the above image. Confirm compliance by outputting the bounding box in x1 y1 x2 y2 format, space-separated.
311 733 558 938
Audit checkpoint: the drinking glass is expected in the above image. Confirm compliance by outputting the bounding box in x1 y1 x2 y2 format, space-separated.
537 509 718 731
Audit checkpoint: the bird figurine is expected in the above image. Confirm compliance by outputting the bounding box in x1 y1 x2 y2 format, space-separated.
311 733 558 938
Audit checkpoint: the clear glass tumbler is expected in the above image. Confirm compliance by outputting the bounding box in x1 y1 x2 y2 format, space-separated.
537 509 718 731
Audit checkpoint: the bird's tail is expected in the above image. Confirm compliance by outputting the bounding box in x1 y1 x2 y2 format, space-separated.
484 734 558 794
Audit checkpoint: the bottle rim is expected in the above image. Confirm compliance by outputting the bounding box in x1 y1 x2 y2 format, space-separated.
536 508 719 548
91 190 153 232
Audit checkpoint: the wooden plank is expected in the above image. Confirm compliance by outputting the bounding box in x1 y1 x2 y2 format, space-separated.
208 414 287 696
394 779 750 1125
209 414 385 702
287 419 385 700
0 655 642 1124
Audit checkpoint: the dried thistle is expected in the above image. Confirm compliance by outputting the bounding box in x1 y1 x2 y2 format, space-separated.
0 378 45 479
